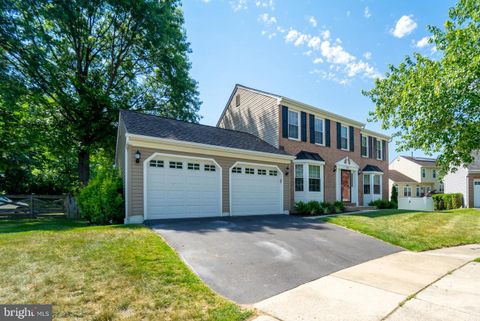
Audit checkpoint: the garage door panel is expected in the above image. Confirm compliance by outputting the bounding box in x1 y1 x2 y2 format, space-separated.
231 165 283 216
146 156 221 219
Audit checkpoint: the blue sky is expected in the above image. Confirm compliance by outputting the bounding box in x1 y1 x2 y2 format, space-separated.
182 0 455 161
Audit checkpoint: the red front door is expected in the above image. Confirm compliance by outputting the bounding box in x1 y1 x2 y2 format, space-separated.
341 170 351 202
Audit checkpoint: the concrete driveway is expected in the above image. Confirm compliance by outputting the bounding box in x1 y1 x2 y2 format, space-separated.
149 215 401 304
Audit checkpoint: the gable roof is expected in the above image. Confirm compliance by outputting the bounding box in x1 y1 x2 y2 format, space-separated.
295 151 325 162
402 156 437 167
216 84 389 139
389 170 417 183
120 110 289 156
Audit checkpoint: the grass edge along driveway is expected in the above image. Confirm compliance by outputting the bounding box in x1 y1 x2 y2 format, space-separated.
0 218 252 321
321 209 480 251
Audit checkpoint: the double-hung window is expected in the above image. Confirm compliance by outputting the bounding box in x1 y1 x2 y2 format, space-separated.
340 125 349 150
288 110 299 140
295 164 304 192
432 169 437 179
403 186 412 197
422 168 426 178
308 165 321 192
373 175 381 194
361 135 368 157
376 140 382 160
363 174 371 194
314 117 324 145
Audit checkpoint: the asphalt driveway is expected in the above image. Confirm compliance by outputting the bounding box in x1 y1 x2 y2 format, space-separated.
149 215 401 304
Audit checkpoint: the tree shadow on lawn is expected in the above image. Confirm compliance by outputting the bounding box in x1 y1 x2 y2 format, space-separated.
0 217 143 234
326 209 419 220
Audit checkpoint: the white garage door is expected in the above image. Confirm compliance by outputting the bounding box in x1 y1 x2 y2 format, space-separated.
146 155 221 219
474 180 480 208
230 164 283 216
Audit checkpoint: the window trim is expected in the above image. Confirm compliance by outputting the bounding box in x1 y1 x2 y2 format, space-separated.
432 169 437 179
422 168 426 178
403 186 412 197
340 124 349 151
361 135 369 158
314 116 325 146
294 164 304 192
308 164 322 192
287 109 300 141
376 140 383 160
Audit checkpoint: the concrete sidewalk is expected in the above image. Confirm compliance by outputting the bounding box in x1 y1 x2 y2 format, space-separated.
254 244 480 321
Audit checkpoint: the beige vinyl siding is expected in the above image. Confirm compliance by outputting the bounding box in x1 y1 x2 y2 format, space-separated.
126 145 290 216
218 87 280 148
116 120 127 179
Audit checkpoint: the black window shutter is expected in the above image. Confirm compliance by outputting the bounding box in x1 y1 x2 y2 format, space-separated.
373 137 377 158
325 119 331 147
281 106 288 138
336 122 341 149
382 140 387 161
300 112 307 142
368 136 373 158
360 134 363 155
309 114 315 144
349 126 354 152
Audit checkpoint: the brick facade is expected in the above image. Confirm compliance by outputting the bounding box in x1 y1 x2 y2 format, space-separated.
278 108 389 208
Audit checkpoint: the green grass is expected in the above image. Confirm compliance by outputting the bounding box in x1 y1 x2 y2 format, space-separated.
321 208 480 251
0 218 252 321
475 258 480 263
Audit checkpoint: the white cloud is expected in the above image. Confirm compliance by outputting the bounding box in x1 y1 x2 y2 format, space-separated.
364 7 371 18
255 0 274 9
391 15 417 38
320 41 355 64
363 51 372 60
416 36 431 48
321 30 330 40
285 29 301 42
313 57 324 64
201 0 211 3
309 16 317 27
285 29 310 46
230 0 247 11
307 36 321 50
258 13 277 25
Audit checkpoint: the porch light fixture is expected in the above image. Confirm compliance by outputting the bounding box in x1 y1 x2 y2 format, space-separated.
285 166 289 176
333 165 337 172
134 150 141 163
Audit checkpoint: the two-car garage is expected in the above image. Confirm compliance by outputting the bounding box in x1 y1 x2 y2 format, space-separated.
144 154 286 220
119 110 293 223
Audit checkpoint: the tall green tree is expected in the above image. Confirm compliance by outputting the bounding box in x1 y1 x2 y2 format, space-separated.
0 0 200 185
364 0 479 175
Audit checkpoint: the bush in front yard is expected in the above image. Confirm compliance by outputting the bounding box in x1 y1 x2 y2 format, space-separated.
432 193 463 210
320 202 332 214
333 201 345 213
369 199 397 209
77 165 124 224
294 201 308 215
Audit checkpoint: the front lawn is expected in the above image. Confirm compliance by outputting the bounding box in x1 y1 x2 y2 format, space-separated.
0 218 251 321
321 209 480 251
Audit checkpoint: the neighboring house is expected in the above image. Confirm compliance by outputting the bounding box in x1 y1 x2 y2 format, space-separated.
443 151 480 208
217 84 390 207
115 110 294 223
389 156 443 200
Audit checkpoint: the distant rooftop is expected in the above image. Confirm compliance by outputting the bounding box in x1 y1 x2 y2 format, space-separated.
403 156 437 167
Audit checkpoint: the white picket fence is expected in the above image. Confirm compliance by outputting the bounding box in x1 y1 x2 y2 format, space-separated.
398 197 434 211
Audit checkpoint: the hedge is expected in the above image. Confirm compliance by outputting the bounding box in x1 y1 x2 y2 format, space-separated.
294 200 345 215
432 193 463 210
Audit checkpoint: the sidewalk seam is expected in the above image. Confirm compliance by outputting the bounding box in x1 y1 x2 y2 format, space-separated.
380 259 473 321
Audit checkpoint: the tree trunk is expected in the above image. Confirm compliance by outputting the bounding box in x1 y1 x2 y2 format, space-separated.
78 148 90 186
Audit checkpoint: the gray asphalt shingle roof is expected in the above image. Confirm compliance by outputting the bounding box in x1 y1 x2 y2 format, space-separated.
120 110 289 156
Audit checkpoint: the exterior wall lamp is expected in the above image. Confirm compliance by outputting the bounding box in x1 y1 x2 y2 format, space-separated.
333 165 337 172
135 150 141 163
285 166 289 176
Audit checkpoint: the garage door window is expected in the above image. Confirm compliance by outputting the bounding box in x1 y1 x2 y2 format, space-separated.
149 160 164 168
204 164 216 172
187 163 200 170
258 169 267 175
269 170 278 176
232 167 242 173
245 168 255 174
169 161 182 169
